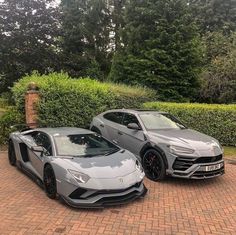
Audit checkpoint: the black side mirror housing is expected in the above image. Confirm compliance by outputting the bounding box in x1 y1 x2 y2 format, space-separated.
127 123 141 131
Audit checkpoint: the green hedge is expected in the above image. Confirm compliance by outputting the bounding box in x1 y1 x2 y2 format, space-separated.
12 72 156 129
143 102 236 146
0 108 24 145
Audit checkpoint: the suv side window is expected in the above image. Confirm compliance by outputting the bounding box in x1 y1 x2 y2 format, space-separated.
123 113 141 128
33 133 52 156
103 112 124 124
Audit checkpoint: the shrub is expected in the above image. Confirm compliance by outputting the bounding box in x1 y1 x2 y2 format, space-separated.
0 98 8 109
0 108 24 146
143 102 236 146
12 72 156 128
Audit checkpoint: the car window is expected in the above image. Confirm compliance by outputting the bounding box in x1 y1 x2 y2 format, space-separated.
123 113 141 127
103 112 124 124
139 113 186 130
33 133 52 156
54 134 120 157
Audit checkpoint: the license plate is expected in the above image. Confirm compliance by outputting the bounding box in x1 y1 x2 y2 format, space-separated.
205 163 222 172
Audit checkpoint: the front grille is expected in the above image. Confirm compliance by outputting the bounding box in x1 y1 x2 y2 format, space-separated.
195 155 223 164
96 189 145 206
173 155 223 171
69 182 142 200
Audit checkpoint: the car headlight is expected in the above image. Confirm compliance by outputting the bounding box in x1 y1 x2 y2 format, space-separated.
136 160 145 179
169 145 195 155
136 160 143 172
68 169 90 183
218 142 224 153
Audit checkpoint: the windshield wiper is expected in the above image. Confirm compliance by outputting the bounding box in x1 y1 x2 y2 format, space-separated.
104 148 120 156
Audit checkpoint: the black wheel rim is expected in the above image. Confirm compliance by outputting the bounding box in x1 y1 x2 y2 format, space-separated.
8 142 16 165
44 167 56 196
143 151 162 180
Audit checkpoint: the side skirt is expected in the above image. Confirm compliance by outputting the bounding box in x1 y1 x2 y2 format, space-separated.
17 160 44 189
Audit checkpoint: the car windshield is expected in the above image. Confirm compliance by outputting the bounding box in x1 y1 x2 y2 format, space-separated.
139 113 186 130
54 134 120 157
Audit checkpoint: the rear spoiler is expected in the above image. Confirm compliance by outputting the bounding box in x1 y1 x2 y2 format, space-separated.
10 124 33 132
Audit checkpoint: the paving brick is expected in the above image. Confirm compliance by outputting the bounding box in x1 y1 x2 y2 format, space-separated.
0 152 236 235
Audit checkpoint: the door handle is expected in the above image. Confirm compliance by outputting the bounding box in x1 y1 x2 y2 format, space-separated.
100 124 104 128
118 131 123 135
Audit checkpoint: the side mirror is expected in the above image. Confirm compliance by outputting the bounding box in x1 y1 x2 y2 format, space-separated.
31 146 44 153
127 123 141 131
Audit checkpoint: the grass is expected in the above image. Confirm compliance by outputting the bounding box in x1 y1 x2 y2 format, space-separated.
224 146 236 159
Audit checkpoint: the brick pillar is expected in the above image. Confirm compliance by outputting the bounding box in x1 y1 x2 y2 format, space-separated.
25 82 40 129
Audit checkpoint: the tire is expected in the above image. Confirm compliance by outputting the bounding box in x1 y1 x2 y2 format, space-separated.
142 149 166 181
8 140 16 166
43 165 57 199
91 126 102 135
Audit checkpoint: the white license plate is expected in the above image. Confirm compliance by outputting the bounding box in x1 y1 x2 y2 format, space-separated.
205 163 222 172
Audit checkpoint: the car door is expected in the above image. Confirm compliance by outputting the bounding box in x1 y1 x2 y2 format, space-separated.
117 113 145 156
102 112 124 145
28 132 52 177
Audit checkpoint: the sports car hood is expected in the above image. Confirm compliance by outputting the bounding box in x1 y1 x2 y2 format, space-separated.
61 150 137 179
148 129 220 151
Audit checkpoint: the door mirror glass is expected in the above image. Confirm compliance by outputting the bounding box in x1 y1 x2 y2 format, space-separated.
31 146 44 153
127 123 141 130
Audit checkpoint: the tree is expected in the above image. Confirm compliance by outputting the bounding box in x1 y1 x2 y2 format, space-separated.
188 0 236 34
199 32 236 103
110 0 126 51
0 0 61 93
109 0 203 101
61 0 112 80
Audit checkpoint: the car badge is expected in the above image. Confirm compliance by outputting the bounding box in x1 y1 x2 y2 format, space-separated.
119 178 124 183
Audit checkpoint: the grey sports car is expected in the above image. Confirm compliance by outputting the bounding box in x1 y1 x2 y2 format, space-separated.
8 127 147 208
90 109 225 180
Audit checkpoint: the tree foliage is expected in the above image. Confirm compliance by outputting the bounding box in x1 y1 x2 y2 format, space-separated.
60 0 112 80
188 0 236 34
0 0 236 104
199 32 236 103
109 0 203 101
0 0 61 93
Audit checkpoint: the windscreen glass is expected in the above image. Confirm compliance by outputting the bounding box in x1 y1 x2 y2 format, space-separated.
54 134 119 157
139 113 186 130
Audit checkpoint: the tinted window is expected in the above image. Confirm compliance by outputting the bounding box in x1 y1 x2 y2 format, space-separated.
103 112 123 124
54 134 120 157
33 133 52 156
123 113 141 127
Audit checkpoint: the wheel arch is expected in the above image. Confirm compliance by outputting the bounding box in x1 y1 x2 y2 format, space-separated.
43 162 59 181
43 162 53 174
140 143 168 169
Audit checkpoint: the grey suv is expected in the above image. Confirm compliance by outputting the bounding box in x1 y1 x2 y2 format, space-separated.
90 109 225 180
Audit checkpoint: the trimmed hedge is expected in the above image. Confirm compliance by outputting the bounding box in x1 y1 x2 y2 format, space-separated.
12 72 156 128
143 102 236 146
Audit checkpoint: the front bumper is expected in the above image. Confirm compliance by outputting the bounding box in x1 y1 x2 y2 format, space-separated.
169 155 225 179
61 182 147 208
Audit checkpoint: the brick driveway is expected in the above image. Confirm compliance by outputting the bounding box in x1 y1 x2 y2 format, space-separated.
0 152 236 235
